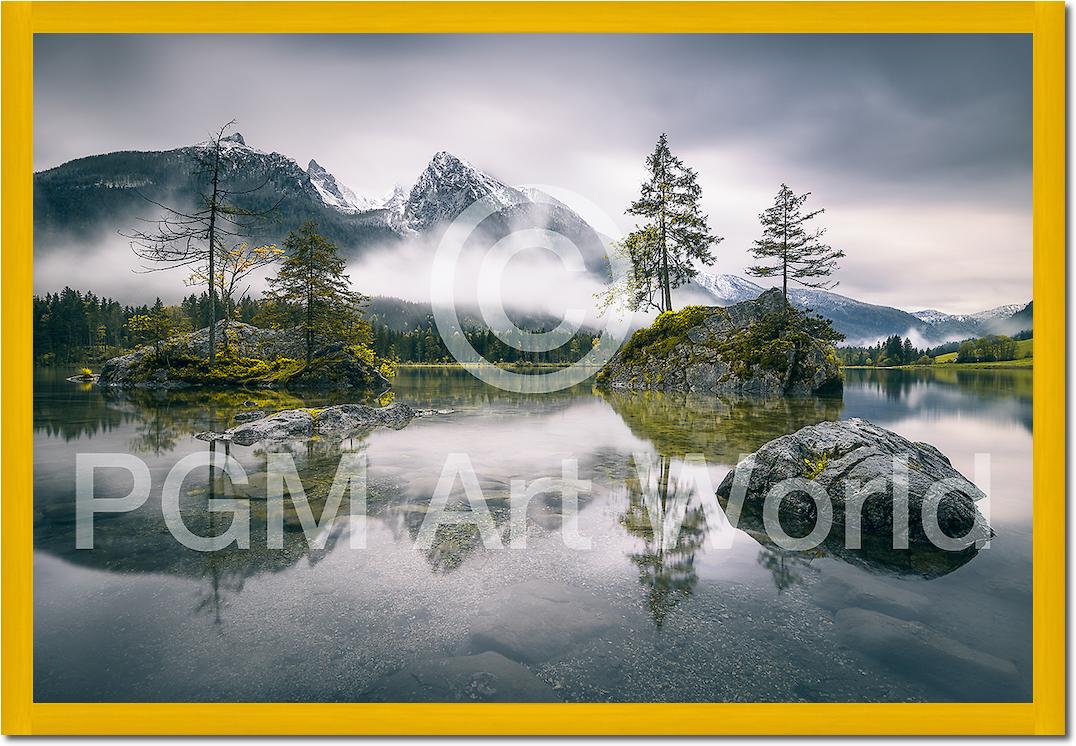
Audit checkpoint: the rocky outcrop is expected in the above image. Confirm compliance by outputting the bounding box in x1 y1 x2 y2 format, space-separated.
597 288 842 396
717 418 991 552
196 402 422 446
97 321 389 391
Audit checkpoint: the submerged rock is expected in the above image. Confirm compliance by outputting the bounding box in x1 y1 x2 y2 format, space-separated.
835 608 1022 699
597 288 842 396
812 573 928 620
470 580 615 663
717 417 991 552
365 651 559 702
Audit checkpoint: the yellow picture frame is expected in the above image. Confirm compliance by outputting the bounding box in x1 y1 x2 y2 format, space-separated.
2 1 1064 735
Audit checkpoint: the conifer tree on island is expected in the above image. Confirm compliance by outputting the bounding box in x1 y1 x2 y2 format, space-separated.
262 222 371 366
620 133 722 313
746 184 845 309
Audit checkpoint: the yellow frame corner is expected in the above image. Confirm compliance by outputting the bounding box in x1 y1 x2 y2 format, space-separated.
1 1 1065 735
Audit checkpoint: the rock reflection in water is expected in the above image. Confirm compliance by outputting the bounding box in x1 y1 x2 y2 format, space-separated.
728 498 981 588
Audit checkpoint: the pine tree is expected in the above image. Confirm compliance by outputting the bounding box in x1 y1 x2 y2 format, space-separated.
127 298 187 362
262 222 370 365
746 184 845 308
620 134 721 313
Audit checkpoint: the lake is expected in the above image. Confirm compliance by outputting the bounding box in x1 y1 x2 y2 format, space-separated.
33 366 1033 702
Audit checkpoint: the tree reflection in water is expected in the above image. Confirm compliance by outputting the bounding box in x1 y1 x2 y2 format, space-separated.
755 545 817 592
619 454 709 628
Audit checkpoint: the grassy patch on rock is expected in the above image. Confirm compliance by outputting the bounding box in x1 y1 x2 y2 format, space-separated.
596 306 717 383
166 354 307 386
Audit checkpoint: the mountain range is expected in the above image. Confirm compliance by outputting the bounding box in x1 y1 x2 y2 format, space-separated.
34 132 607 268
34 133 1030 346
692 273 1031 345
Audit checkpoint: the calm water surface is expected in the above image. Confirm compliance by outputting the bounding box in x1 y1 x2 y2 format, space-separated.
33 367 1032 702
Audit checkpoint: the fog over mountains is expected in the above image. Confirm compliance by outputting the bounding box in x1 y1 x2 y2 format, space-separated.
34 134 1030 346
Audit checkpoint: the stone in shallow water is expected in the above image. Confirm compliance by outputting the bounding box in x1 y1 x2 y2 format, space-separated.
364 651 559 702
230 409 315 446
835 607 1022 699
470 580 615 663
717 417 991 549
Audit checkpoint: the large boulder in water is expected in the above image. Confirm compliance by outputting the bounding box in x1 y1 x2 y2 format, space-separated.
716 417 991 552
98 321 389 391
597 288 842 396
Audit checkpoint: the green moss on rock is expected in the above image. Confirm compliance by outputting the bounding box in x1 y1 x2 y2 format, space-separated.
597 289 843 397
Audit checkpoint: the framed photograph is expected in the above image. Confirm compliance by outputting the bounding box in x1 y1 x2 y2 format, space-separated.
3 1 1064 736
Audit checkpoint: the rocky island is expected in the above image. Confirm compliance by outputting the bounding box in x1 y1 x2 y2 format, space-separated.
97 321 390 391
597 288 843 397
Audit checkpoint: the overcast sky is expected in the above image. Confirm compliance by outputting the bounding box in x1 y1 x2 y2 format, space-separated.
34 34 1031 313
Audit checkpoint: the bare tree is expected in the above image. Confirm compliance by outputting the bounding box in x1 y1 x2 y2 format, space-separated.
123 120 278 365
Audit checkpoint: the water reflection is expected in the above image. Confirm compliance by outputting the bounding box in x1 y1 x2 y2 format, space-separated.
756 545 817 592
600 389 843 463
722 490 981 581
844 368 1032 433
33 367 1033 703
619 455 708 626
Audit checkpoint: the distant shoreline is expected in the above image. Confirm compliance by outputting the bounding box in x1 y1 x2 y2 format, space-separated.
843 359 1032 371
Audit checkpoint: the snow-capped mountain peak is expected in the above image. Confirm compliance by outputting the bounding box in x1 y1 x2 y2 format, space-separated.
692 272 765 305
911 309 951 324
405 151 526 232
198 131 260 154
966 303 1026 322
376 183 411 232
380 183 409 208
913 303 1027 326
306 159 377 213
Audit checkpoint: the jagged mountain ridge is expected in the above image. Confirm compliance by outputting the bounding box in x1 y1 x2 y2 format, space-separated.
34 135 604 265
34 133 398 251
307 158 379 213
